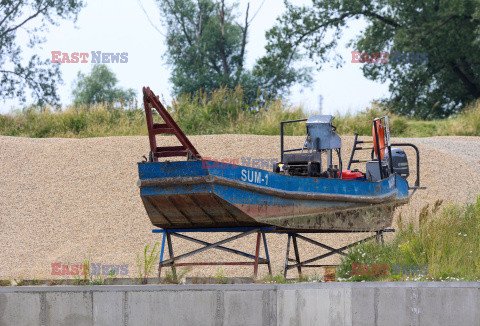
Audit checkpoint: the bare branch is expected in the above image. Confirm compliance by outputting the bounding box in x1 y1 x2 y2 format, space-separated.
450 62 480 98
263 12 358 88
217 0 229 75
0 3 48 39
0 0 24 28
425 14 478 37
140 0 219 71
137 0 167 37
163 0 195 46
137 0 201 64
237 2 249 79
208 57 222 74
248 0 265 24
0 69 41 99
359 10 400 28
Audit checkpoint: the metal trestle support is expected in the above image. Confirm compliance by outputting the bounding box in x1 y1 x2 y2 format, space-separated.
282 229 395 278
153 227 274 279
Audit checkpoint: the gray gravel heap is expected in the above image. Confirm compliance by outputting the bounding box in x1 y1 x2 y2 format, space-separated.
0 135 479 280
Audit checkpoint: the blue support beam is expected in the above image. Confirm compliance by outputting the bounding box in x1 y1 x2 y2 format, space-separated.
153 227 274 278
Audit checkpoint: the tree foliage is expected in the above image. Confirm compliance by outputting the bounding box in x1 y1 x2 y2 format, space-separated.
266 0 480 118
155 0 311 103
72 64 136 106
0 0 85 105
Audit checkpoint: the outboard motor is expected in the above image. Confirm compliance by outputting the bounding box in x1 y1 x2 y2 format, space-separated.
385 148 409 179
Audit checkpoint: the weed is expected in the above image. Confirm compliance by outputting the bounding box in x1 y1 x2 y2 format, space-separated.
70 249 106 285
108 270 117 281
13 278 24 286
137 242 161 284
261 273 293 284
47 279 64 286
0 280 11 286
337 196 480 281
215 267 227 284
163 267 191 284
89 278 105 286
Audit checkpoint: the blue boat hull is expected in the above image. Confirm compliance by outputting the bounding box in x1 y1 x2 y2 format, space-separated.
138 160 410 231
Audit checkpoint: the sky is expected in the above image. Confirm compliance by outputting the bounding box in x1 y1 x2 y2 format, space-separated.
3 0 391 115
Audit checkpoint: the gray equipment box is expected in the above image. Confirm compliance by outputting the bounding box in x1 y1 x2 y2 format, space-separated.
366 161 389 182
283 152 323 164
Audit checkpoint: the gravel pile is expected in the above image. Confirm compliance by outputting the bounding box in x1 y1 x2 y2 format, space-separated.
0 135 479 280
401 136 480 168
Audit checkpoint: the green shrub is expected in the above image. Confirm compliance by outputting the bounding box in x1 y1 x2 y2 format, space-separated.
1 91 479 138
170 86 307 135
338 197 480 281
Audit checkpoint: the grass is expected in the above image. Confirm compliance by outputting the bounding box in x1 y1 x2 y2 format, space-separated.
333 100 480 137
0 87 306 138
2 87 479 138
0 102 147 138
0 280 12 286
259 271 323 283
337 197 480 281
136 242 161 284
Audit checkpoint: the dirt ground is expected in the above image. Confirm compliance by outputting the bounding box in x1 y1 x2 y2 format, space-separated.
1 134 479 280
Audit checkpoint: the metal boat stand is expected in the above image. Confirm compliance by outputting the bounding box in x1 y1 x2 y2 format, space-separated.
153 227 274 279
281 229 395 278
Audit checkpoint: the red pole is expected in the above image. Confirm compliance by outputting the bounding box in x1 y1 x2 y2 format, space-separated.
142 87 158 161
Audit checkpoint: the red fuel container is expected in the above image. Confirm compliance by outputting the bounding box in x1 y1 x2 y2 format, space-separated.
340 170 364 180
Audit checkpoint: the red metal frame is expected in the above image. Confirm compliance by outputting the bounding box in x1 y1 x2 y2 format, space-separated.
142 87 201 161
153 227 273 279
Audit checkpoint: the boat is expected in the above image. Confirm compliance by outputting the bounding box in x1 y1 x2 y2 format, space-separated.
137 87 423 232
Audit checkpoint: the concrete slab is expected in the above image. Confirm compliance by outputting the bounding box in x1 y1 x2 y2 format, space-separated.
223 290 276 326
0 293 41 326
45 292 93 326
277 288 346 326
0 282 478 325
93 291 124 326
376 287 413 326
350 287 375 326
127 290 218 325
417 287 480 326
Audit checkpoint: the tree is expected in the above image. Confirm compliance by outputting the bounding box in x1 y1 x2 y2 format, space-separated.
265 0 480 119
72 64 136 106
153 0 311 103
0 0 85 105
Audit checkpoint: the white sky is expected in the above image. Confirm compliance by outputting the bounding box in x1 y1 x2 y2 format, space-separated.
2 0 390 115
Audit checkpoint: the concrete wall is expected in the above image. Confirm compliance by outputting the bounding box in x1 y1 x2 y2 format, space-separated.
0 282 478 326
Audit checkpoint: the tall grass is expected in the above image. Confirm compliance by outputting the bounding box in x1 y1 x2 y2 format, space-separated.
337 197 480 281
441 101 480 136
0 87 307 138
170 86 307 135
0 89 479 138
333 100 480 137
0 103 147 138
